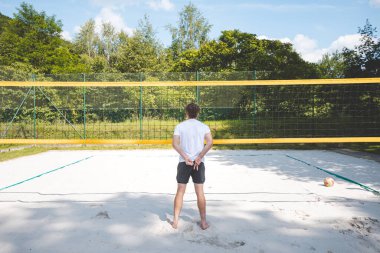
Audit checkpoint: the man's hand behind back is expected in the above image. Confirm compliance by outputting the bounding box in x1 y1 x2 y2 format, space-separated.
185 157 194 166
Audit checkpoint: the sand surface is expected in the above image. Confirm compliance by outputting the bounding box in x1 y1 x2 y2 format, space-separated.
0 149 379 253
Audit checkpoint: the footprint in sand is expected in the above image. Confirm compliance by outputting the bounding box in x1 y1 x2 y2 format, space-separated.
229 241 246 248
183 225 194 233
95 211 110 219
183 221 246 249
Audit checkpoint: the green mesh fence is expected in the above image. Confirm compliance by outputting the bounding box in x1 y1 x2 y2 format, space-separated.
0 72 379 141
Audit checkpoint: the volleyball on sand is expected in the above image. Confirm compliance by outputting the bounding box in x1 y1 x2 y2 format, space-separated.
324 177 335 187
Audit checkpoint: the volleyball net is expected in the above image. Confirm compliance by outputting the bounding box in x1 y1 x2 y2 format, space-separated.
1 72 379 145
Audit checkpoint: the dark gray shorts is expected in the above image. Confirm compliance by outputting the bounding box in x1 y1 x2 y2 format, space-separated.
176 162 205 184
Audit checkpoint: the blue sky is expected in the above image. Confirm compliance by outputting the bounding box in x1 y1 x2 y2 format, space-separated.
1 0 379 62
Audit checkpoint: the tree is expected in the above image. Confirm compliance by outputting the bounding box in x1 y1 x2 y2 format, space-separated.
74 19 125 72
116 15 170 73
318 51 346 78
48 46 89 74
0 62 35 81
342 20 380 77
0 3 82 74
74 19 99 58
172 29 319 79
0 12 11 33
136 14 157 47
100 21 118 65
9 2 63 72
167 3 212 58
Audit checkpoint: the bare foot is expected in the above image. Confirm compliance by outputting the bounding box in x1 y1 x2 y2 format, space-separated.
199 221 210 230
168 218 178 229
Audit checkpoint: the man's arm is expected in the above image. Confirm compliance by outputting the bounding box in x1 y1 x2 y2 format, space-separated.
172 135 194 166
194 132 213 169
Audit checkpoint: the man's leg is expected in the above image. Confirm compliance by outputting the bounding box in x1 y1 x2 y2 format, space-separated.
172 183 187 229
194 183 209 230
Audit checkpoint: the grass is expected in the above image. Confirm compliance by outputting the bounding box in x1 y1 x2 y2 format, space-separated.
215 143 380 157
0 144 173 162
0 146 50 162
1 119 378 162
341 143 380 155
0 143 378 163
51 144 172 150
3 117 378 140
0 144 23 149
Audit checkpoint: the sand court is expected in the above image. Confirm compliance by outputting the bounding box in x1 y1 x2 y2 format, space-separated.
0 149 379 253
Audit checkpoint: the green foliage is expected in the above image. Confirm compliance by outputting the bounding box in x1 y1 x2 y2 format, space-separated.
4 3 62 71
73 19 99 58
0 62 35 81
100 21 118 64
116 15 170 73
342 20 380 77
172 29 319 79
318 52 346 78
115 35 156 73
167 3 212 59
0 3 84 74
49 46 89 74
0 12 11 33
90 55 108 73
0 147 49 162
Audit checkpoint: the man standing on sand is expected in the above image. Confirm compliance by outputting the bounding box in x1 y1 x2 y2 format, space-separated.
171 102 213 230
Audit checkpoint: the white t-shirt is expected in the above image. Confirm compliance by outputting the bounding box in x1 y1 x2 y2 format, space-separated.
173 119 211 163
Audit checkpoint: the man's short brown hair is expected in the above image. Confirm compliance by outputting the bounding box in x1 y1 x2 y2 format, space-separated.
185 102 200 119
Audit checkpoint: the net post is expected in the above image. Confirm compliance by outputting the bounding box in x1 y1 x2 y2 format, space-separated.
196 71 200 103
312 86 316 137
83 73 87 142
139 73 143 140
32 74 36 140
252 70 257 136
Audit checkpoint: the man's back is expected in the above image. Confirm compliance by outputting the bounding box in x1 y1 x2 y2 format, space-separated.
174 118 210 162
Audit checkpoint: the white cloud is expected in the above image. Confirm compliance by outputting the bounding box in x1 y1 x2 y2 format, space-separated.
94 7 134 36
257 35 268 40
74 25 81 34
258 35 291 44
329 34 362 51
147 0 174 10
292 34 325 62
279 38 292 44
369 0 380 7
258 34 362 63
292 34 362 62
61 31 73 41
